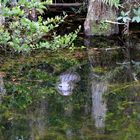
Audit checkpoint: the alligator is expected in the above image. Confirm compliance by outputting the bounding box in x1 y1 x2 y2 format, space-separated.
56 71 80 96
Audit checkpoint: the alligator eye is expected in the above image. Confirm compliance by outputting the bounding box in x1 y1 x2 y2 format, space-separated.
58 85 62 88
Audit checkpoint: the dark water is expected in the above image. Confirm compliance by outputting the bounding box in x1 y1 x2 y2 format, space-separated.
0 36 140 140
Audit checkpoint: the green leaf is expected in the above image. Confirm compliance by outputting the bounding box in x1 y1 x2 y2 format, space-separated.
132 17 140 23
117 17 123 20
123 17 131 23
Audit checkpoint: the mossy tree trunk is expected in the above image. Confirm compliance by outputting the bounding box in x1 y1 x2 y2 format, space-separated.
84 0 119 36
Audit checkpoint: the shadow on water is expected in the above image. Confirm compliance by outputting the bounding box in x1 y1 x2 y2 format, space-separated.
0 35 140 139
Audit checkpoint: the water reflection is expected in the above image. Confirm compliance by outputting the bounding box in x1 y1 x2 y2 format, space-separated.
0 35 140 139
0 72 6 103
28 99 48 140
56 71 80 96
86 36 108 129
91 77 107 129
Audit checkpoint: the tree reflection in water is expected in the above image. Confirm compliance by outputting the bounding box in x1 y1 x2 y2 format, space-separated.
91 78 107 129
0 72 6 103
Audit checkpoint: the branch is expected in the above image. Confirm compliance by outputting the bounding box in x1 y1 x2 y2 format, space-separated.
105 20 125 25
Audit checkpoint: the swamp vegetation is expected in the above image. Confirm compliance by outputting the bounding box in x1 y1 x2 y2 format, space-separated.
0 0 140 140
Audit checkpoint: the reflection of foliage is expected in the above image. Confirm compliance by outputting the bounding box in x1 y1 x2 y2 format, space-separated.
132 7 140 23
117 8 140 23
0 49 82 110
105 65 127 82
3 68 57 109
0 40 140 139
133 61 140 78
104 61 140 83
106 82 140 140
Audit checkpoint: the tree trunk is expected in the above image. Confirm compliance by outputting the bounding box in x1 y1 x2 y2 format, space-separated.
84 0 119 36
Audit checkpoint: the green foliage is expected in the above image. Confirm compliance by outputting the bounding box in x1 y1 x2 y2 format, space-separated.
117 11 131 23
0 0 80 53
101 0 120 8
99 20 109 30
0 28 10 46
117 7 140 23
39 26 81 50
132 7 140 23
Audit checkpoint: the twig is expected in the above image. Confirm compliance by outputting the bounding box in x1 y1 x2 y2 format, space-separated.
105 20 125 25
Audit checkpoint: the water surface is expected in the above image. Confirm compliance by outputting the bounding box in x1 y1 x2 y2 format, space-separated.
0 36 140 140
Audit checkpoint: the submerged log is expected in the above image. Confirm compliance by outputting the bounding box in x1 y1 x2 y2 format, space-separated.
84 0 119 36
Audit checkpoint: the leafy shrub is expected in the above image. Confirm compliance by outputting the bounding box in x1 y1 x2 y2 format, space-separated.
0 0 80 53
117 7 140 23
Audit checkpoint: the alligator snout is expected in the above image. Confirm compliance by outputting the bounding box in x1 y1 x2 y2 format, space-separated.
56 71 80 96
